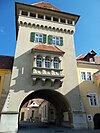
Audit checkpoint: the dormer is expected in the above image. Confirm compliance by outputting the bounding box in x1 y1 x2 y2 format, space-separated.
84 50 97 63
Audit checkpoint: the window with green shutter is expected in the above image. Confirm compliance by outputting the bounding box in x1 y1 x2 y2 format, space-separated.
43 34 46 43
30 32 35 42
48 35 63 46
60 37 63 46
48 35 53 44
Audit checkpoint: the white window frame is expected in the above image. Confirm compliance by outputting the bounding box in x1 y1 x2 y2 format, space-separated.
52 36 60 45
87 92 99 107
45 57 51 68
54 57 59 69
35 33 43 43
80 71 93 81
36 56 42 67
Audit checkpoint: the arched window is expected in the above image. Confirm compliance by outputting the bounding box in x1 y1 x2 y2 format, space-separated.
45 56 51 68
36 55 42 67
54 57 59 69
89 58 94 62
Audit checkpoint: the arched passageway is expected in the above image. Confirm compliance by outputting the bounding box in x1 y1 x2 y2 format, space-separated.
19 89 72 127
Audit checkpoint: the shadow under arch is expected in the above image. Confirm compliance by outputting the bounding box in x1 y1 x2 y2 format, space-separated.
19 89 72 126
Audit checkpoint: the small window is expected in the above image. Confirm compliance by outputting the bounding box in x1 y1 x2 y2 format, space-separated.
46 16 51 20
81 72 86 80
68 20 72 25
87 115 93 121
30 32 46 43
52 36 60 45
22 11 28 16
48 35 63 46
45 57 51 68
36 56 42 67
38 14 44 19
81 72 92 81
89 58 94 62
35 33 43 43
87 72 92 80
54 57 59 69
30 12 36 17
60 18 66 23
53 17 58 22
88 93 99 107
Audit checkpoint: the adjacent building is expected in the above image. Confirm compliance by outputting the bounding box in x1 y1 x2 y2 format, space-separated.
0 55 13 112
77 50 100 129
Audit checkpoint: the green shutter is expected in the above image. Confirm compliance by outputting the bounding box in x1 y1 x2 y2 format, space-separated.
43 34 46 43
30 32 35 42
60 37 63 46
48 35 52 44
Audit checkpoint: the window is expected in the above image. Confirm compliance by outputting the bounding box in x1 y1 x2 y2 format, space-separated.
89 58 94 62
45 57 51 68
36 56 42 67
81 72 92 81
38 14 44 19
35 33 43 43
52 36 60 45
87 72 92 80
30 32 46 43
54 57 59 69
46 16 51 20
87 93 99 107
87 115 93 121
22 11 28 16
48 35 63 46
30 12 36 17
81 72 86 80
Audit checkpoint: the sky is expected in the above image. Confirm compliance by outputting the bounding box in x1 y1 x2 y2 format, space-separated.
0 0 100 57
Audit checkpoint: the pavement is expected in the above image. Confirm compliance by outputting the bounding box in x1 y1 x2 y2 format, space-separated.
1 122 100 133
17 122 100 133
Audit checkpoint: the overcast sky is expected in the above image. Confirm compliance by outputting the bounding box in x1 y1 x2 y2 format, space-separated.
0 0 100 56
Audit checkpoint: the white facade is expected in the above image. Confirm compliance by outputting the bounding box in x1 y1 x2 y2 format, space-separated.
0 2 88 132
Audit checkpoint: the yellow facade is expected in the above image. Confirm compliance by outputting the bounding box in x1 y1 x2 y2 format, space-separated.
0 69 11 98
77 53 100 129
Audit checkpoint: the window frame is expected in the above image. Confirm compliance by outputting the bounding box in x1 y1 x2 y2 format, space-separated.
54 57 59 69
45 57 51 68
80 71 92 81
35 33 43 43
52 36 60 45
87 92 99 107
36 56 42 68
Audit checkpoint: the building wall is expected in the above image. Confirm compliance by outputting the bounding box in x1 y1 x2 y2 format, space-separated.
77 64 100 128
4 13 80 112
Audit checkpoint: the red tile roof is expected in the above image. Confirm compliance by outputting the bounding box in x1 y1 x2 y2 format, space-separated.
32 2 60 11
77 54 100 64
33 44 65 54
0 55 14 70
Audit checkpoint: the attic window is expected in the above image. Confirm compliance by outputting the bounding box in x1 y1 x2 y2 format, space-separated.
53 17 58 22
89 58 94 62
30 12 36 17
22 11 28 16
38 14 44 19
46 16 51 20
60 18 66 23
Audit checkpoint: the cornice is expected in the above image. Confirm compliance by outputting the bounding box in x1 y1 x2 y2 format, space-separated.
19 21 74 34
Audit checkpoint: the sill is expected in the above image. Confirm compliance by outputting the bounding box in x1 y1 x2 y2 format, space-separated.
33 67 63 71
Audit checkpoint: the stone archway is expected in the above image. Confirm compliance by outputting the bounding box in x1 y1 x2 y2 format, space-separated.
93 113 100 129
19 89 71 127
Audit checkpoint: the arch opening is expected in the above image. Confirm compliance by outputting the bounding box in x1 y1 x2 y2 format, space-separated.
19 89 72 128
